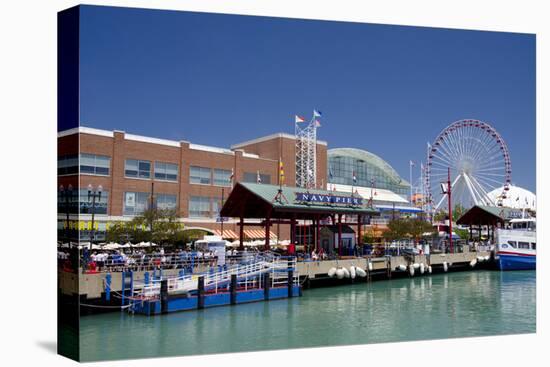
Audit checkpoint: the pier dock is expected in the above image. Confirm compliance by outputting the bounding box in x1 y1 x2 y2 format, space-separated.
60 250 492 315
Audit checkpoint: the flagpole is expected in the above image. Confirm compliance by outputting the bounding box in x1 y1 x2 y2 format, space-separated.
409 160 413 204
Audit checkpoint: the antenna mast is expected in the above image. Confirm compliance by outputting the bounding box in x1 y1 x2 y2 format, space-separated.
295 110 320 189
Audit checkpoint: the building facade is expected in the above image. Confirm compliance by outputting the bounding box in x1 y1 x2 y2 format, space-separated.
58 127 327 242
326 147 420 224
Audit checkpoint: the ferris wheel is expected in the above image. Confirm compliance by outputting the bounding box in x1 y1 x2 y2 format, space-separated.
424 119 512 214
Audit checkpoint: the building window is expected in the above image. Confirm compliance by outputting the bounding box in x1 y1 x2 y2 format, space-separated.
243 172 271 184
125 159 151 179
123 192 151 216
213 169 232 187
80 153 111 176
189 196 211 218
57 188 78 214
154 162 178 182
156 194 178 212
79 189 109 215
190 166 211 185
58 154 78 175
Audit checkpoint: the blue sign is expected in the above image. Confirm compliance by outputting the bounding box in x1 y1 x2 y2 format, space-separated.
295 192 362 206
216 217 229 222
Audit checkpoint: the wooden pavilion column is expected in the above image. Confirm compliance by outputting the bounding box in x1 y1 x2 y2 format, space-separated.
316 214 320 252
264 210 271 251
338 214 342 257
357 215 362 251
290 215 296 244
239 216 244 251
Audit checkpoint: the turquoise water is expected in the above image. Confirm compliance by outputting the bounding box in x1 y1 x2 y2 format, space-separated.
79 270 535 361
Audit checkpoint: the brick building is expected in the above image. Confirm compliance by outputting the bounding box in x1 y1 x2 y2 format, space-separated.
57 127 327 242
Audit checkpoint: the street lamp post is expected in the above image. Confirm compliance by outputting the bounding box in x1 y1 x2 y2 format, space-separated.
59 184 73 243
87 184 103 250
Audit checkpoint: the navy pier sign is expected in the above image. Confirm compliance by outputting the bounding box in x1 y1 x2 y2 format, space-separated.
295 192 363 206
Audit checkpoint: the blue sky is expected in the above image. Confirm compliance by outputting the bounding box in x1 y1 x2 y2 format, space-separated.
79 5 536 192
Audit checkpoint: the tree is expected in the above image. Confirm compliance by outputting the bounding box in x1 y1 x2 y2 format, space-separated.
383 217 434 243
362 227 378 245
452 204 466 222
433 210 448 222
383 218 411 241
105 208 188 246
454 228 469 240
408 218 435 242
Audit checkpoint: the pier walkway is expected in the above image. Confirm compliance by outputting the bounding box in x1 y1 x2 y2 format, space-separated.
60 250 491 302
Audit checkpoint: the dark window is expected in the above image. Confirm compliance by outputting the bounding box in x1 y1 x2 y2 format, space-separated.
154 162 178 181
190 166 211 185
80 153 110 176
125 159 151 179
58 154 78 175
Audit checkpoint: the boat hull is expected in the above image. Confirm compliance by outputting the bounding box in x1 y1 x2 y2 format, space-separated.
497 252 536 271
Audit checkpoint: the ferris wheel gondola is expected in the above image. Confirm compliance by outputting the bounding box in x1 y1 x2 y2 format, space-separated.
424 119 512 215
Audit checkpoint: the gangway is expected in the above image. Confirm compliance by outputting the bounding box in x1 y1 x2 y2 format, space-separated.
125 256 300 315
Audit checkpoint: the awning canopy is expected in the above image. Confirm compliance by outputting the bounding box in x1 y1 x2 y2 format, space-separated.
220 182 380 220
457 205 527 225
211 229 239 239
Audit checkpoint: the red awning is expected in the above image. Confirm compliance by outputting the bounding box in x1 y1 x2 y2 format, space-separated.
211 229 239 239
243 229 277 239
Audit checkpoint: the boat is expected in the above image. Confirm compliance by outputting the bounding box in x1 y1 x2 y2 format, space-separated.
495 218 536 271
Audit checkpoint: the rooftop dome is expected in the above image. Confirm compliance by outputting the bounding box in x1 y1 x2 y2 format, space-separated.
488 185 536 211
328 148 408 185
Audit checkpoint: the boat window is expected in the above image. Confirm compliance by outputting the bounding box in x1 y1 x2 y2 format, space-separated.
531 243 536 250
518 241 530 249
507 241 517 248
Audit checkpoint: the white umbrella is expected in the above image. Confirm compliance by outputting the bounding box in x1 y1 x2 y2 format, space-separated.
103 243 122 250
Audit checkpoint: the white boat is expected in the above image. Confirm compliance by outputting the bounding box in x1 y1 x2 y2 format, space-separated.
495 218 536 271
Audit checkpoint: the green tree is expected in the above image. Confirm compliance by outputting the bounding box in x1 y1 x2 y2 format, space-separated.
408 218 435 242
452 204 466 222
383 217 434 243
106 208 188 246
454 228 469 240
383 218 411 241
433 210 448 222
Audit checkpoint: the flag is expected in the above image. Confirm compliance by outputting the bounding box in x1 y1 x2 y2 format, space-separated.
329 166 333 180
314 120 321 128
352 170 357 184
313 109 322 117
410 160 415 167
516 196 520 201
257 171 262 184
279 160 285 185
229 168 234 180
295 115 305 123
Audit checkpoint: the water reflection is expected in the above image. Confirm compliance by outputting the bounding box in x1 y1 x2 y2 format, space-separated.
79 271 535 361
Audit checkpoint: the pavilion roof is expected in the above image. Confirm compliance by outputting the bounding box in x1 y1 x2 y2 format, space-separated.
456 205 527 225
220 182 380 220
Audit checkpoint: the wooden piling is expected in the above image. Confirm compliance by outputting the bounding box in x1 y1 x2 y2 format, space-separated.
197 276 205 309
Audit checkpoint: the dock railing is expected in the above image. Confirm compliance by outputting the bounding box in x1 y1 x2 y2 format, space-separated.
129 255 298 300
